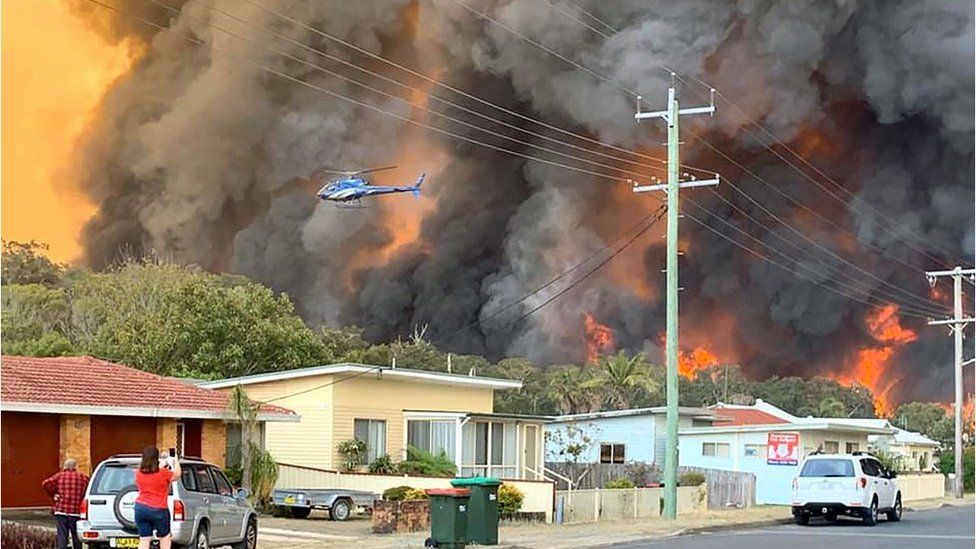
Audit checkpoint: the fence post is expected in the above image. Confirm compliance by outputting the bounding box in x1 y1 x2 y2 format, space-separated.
633 486 639 519
594 488 601 523
555 495 564 524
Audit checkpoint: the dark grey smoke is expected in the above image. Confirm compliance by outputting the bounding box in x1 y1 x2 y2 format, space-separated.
70 0 973 405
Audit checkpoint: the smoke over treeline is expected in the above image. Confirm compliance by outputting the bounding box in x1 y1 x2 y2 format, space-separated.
67 0 973 405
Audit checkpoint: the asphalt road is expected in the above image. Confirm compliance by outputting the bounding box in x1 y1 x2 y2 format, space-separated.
611 504 975 549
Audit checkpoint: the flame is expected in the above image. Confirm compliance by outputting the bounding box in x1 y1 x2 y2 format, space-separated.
678 346 720 379
2 1 140 262
583 313 615 363
832 304 917 417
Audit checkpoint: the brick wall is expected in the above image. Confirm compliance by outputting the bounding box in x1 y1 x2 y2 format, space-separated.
201 420 226 467
156 419 178 453
372 499 430 534
59 415 91 474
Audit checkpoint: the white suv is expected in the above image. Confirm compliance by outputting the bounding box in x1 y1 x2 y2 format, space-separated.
791 452 902 526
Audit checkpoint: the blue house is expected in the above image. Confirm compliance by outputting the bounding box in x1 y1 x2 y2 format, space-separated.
545 407 719 467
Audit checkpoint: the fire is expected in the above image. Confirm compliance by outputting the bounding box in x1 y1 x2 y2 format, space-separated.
2 1 140 262
832 304 917 417
583 313 615 363
678 346 720 379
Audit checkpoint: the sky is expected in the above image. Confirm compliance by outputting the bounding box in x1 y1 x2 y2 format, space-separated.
2 0 133 262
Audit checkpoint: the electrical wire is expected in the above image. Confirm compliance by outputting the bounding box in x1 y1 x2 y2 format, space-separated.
262 365 386 403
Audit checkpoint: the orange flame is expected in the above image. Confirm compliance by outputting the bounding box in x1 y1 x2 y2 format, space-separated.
583 313 615 364
678 346 720 379
831 304 917 417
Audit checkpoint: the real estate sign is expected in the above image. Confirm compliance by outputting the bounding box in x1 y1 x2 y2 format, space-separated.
767 432 799 466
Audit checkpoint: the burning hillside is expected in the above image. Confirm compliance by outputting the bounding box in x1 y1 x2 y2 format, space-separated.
46 0 973 411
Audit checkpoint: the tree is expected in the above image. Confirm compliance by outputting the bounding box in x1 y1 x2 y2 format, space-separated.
1 240 63 286
586 351 658 409
1 284 75 355
489 358 558 415
548 365 602 414
893 402 953 446
685 364 752 407
228 385 258 493
817 396 846 418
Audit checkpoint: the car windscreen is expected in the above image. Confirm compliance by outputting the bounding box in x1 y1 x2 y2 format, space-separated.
799 459 855 477
90 463 174 495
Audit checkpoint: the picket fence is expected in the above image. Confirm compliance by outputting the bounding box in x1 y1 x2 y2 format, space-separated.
554 485 706 524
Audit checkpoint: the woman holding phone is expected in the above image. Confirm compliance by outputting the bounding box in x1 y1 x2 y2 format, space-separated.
134 445 182 549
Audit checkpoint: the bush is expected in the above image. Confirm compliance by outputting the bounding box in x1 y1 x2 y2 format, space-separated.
224 465 243 487
404 488 428 500
679 472 705 487
498 484 524 514
1 523 56 549
397 446 457 477
337 439 367 472
382 485 415 501
605 478 635 489
368 454 397 475
938 447 975 492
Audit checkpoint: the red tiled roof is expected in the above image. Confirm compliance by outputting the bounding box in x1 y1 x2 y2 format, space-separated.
0 355 295 419
711 407 789 426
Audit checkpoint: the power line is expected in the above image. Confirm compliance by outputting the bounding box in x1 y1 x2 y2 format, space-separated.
262 365 385 403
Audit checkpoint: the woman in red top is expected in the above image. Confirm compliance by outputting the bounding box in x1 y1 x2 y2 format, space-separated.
134 445 182 549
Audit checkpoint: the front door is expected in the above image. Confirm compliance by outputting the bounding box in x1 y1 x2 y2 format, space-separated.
523 425 539 479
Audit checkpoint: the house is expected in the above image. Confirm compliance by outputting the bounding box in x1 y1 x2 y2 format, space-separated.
0 355 297 508
869 429 940 472
545 407 720 467
678 399 895 504
199 363 548 480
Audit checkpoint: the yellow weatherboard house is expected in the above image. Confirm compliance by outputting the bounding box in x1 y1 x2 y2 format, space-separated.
201 363 547 480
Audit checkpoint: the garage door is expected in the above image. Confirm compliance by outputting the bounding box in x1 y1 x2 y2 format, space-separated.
1 412 60 507
90 416 157 466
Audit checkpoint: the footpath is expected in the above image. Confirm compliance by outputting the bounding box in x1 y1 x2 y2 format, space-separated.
254 494 975 548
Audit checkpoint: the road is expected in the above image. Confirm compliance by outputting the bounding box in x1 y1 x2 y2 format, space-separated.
610 504 975 549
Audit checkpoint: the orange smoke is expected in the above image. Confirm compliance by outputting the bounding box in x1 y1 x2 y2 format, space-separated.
832 304 917 417
2 1 140 262
583 313 615 363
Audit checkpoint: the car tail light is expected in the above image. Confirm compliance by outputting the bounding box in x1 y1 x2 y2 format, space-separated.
79 499 88 520
173 499 185 521
857 477 867 489
82 531 99 540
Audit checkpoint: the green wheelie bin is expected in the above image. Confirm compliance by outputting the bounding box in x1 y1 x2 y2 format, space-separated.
450 477 502 545
425 488 471 549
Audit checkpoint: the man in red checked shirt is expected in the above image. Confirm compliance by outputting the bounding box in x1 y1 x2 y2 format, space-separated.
42 458 89 549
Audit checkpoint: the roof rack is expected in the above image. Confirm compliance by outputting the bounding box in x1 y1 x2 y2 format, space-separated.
106 453 206 461
851 451 875 457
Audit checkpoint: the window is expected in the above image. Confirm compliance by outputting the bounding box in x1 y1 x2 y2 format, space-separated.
823 441 839 454
91 464 173 496
225 422 266 469
599 444 625 464
211 468 234 496
743 444 764 458
860 458 881 477
353 419 387 464
800 459 855 477
461 421 517 478
407 419 457 461
181 468 196 491
175 422 186 457
190 465 217 493
702 442 730 458
845 442 859 454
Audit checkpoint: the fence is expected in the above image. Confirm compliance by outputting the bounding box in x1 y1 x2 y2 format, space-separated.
276 463 556 522
554 486 707 524
679 467 756 508
897 473 945 501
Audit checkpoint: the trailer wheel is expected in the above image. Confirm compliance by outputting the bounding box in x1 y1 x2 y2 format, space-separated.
290 507 312 519
329 499 351 521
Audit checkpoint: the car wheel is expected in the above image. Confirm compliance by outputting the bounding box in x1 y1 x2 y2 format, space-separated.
290 506 312 519
194 525 211 549
824 512 838 522
863 498 878 526
329 499 351 521
231 519 257 549
794 514 809 525
886 495 902 522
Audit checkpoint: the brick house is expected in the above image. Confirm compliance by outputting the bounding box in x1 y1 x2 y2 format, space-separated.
0 356 297 508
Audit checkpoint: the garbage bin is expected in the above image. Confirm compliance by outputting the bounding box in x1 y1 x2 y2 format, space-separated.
425 488 471 549
450 477 502 545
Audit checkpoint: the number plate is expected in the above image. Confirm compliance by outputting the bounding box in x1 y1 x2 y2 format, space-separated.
284 496 296 504
110 538 140 548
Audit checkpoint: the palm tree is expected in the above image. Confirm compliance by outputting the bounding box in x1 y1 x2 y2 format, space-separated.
588 351 659 409
228 384 258 492
548 365 602 414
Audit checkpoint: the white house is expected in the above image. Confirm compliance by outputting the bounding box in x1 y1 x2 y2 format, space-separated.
869 429 940 472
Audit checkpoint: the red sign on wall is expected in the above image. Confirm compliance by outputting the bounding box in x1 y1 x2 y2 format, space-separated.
767 432 800 466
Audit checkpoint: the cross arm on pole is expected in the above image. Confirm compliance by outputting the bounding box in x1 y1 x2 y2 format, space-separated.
633 176 721 194
927 318 976 326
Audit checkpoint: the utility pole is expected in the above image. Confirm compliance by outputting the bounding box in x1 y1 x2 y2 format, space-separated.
634 74 721 519
925 266 976 498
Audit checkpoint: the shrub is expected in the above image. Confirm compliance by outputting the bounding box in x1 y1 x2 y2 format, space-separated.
605 478 635 489
397 446 457 477
224 465 243 487
382 485 415 501
679 472 705 487
404 488 429 500
938 447 975 492
498 484 524 514
1 523 56 549
337 439 367 472
368 454 397 475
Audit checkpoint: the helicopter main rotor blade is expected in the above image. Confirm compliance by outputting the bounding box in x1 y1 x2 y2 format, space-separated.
356 165 398 175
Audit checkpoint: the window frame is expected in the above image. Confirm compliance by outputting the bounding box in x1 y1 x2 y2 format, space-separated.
353 418 388 464
702 442 730 458
599 443 625 464
743 444 764 458
211 467 235 496
188 464 218 494
823 440 839 454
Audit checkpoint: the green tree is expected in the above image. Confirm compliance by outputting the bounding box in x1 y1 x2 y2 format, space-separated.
685 365 752 407
817 396 846 418
489 358 558 415
548 365 602 414
893 402 953 446
228 385 258 493
587 351 658 409
1 240 63 286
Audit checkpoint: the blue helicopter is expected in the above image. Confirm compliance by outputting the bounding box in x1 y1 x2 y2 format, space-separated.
316 165 425 207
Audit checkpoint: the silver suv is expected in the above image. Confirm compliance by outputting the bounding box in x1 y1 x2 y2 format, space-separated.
77 455 257 549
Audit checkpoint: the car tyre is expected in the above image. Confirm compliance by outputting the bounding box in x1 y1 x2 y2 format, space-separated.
231 518 257 549
824 512 838 522
886 495 902 522
194 524 211 549
863 498 878 526
794 514 809 525
329 499 352 521
290 506 312 519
